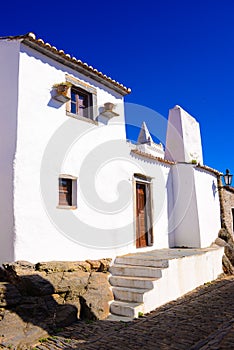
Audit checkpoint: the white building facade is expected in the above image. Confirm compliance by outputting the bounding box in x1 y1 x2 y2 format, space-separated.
0 33 222 264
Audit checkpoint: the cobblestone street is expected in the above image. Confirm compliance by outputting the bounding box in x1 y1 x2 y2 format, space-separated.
24 276 234 350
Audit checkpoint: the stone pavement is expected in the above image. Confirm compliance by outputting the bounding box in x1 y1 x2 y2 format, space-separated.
1 276 234 349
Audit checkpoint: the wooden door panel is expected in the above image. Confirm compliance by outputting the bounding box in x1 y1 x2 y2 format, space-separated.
136 181 153 248
136 184 147 248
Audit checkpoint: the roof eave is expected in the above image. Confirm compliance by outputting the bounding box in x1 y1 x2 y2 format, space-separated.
0 33 131 96
22 37 130 96
196 164 222 176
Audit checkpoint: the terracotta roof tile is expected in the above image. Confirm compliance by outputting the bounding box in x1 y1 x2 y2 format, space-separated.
196 164 222 176
131 149 175 165
0 32 131 96
131 150 224 175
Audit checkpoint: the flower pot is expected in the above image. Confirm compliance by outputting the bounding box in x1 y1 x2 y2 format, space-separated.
104 102 114 111
57 84 69 96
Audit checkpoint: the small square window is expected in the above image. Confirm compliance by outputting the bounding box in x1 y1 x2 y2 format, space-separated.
70 87 93 119
65 75 97 123
58 176 77 208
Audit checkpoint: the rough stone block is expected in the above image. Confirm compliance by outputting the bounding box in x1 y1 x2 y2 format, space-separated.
81 272 113 320
0 282 21 307
35 260 91 272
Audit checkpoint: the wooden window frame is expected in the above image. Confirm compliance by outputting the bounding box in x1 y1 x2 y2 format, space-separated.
65 75 98 124
57 175 77 209
70 86 93 119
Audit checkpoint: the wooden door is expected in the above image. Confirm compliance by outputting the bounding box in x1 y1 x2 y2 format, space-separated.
136 182 154 248
136 183 147 248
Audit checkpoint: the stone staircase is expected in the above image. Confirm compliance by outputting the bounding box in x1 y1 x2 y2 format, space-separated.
108 254 169 320
108 247 224 321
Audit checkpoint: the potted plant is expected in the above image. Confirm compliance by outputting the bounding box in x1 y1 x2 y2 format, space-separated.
53 82 72 96
104 102 115 111
52 82 72 103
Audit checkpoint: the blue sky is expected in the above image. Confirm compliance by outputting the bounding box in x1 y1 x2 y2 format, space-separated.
1 0 233 176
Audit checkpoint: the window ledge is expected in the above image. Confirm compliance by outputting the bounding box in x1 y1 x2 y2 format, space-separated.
57 205 77 210
66 111 98 125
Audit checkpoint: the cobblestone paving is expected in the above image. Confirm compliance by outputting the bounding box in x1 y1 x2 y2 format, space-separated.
2 276 234 349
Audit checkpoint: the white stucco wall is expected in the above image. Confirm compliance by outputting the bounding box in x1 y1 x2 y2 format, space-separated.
194 168 221 247
12 43 171 263
170 164 201 247
165 105 203 164
0 40 221 264
170 164 221 248
143 246 224 314
0 40 20 264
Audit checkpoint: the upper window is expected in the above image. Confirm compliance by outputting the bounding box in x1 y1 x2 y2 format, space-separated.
70 87 92 119
65 75 97 122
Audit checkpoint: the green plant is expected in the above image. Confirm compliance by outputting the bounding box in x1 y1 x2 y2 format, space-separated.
191 159 197 164
50 335 58 340
39 337 48 343
52 81 72 88
64 338 72 344
85 319 94 324
138 311 144 317
204 281 211 286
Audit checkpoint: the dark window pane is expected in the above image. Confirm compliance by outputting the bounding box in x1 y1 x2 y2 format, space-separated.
78 95 85 108
70 87 92 118
59 178 72 206
71 102 76 114
71 90 76 102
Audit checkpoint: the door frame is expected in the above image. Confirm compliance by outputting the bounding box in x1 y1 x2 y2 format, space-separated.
133 174 154 248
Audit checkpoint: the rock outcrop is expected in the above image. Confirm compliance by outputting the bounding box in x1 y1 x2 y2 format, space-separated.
0 258 113 348
216 228 234 275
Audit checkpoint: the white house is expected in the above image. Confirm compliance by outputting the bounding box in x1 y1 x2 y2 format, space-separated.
0 33 222 265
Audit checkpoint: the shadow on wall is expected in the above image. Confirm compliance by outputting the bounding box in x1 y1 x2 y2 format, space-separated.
166 167 175 248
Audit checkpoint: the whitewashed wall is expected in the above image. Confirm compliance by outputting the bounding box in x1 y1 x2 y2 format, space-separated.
0 40 221 264
194 168 221 247
165 105 203 164
12 43 171 263
171 164 221 248
0 40 20 264
170 164 201 247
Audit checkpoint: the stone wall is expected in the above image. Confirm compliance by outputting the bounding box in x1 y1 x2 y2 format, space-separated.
0 259 113 348
222 186 234 234
215 182 234 274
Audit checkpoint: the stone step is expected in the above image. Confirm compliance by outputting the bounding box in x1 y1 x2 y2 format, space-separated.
115 256 169 268
112 286 148 303
106 313 133 322
109 264 162 278
109 275 157 289
110 300 144 318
